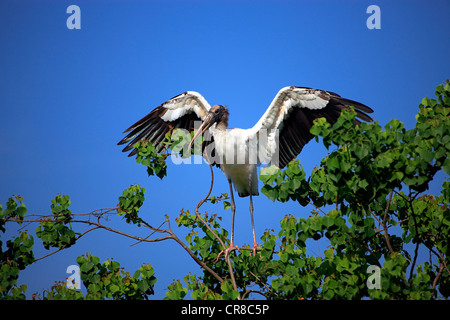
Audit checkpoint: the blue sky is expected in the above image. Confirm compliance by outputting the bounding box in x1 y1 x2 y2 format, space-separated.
1 0 449 299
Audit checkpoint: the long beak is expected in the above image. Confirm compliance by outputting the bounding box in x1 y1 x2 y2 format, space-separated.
187 114 214 153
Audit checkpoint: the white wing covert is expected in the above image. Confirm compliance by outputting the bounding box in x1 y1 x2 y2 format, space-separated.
118 91 212 156
251 86 373 168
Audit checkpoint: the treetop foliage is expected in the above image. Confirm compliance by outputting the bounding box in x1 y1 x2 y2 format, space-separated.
1 80 449 300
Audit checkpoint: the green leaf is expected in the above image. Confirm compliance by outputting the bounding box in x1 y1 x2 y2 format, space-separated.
109 284 120 293
138 280 150 292
81 261 94 273
443 157 450 174
324 248 335 259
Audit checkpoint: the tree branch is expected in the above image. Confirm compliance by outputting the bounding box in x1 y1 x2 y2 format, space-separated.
249 270 278 297
383 190 395 254
191 164 239 295
193 164 227 251
167 229 224 284
71 219 173 243
130 218 170 247
34 225 101 262
241 289 269 300
432 263 444 296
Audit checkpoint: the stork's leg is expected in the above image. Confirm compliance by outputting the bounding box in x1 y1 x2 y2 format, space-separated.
249 175 258 256
228 179 237 249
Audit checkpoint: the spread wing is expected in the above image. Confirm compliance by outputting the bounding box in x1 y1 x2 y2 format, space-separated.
252 86 374 168
118 91 212 156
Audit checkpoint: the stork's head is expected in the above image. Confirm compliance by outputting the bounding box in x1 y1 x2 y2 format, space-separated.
208 104 229 127
188 105 228 151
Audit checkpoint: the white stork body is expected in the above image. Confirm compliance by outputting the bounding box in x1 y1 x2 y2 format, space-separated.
210 127 259 197
118 86 373 255
222 163 258 197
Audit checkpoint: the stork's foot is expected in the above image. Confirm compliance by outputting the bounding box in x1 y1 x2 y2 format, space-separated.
251 241 260 257
216 243 240 261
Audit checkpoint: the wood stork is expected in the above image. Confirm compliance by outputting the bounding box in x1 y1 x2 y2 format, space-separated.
118 86 373 256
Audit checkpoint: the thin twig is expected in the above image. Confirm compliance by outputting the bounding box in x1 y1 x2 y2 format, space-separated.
249 270 278 297
336 189 339 211
382 190 395 254
309 200 327 216
130 219 169 247
366 207 382 233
